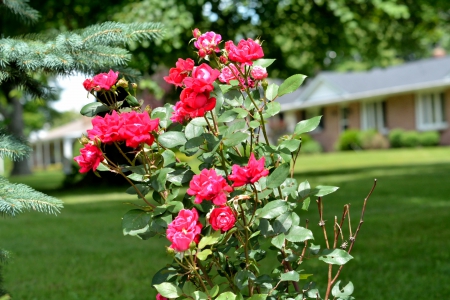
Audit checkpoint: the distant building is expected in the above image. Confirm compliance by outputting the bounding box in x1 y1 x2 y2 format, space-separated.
275 56 450 151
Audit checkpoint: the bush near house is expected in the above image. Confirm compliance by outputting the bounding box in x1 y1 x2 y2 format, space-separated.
300 134 323 154
388 129 439 148
336 128 439 151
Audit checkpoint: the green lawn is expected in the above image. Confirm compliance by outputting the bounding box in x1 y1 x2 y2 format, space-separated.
2 147 450 299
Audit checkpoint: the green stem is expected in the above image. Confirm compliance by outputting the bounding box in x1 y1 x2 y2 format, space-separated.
196 260 214 288
113 141 134 166
187 253 209 293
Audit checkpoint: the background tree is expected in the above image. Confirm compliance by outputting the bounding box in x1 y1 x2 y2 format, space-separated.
115 0 450 78
0 0 162 175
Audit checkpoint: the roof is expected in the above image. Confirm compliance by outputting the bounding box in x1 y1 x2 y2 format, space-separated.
30 117 92 142
279 56 450 111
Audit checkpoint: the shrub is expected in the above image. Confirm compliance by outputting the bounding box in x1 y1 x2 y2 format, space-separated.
400 131 420 148
302 139 323 154
388 129 404 148
359 129 389 150
418 131 440 147
336 129 362 151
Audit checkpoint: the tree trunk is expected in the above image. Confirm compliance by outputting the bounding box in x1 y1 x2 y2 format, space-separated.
9 96 32 176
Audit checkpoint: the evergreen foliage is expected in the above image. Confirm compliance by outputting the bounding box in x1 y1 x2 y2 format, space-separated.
0 128 31 161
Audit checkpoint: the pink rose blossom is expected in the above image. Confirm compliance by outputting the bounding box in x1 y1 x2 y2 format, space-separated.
192 28 201 39
225 38 264 64
87 110 123 144
92 70 119 91
209 206 236 232
184 63 220 93
194 31 222 57
166 208 203 252
219 64 254 90
119 111 159 148
187 169 233 206
156 294 168 300
74 143 103 173
170 101 191 124
228 153 269 187
251 66 268 80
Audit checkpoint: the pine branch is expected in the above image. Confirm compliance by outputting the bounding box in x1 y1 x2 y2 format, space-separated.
0 176 64 216
1 0 39 24
0 128 31 161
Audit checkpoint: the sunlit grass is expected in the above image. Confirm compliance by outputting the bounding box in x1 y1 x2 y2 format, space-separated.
1 146 450 299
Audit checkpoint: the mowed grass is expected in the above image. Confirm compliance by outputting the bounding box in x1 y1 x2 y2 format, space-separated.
2 147 450 299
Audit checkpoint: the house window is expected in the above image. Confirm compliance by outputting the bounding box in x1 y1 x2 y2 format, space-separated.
301 107 324 131
340 106 349 132
416 92 447 131
361 100 387 133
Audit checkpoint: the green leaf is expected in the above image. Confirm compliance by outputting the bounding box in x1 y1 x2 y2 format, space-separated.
125 95 140 107
209 286 220 298
265 84 279 101
197 249 212 261
80 102 109 117
253 58 276 68
313 185 339 197
182 281 197 296
229 79 240 86
216 292 236 300
192 291 209 300
218 110 238 122
257 200 289 219
158 131 187 148
234 270 256 290
298 180 311 198
271 233 285 249
302 197 311 211
185 136 204 149
162 150 176 167
266 163 290 188
285 225 314 242
191 117 209 126
294 116 322 135
226 120 246 135
278 74 306 97
219 84 233 93
122 209 150 237
263 101 281 118
247 294 268 300
273 212 294 233
95 162 109 171
125 184 150 198
319 249 353 265
151 266 178 286
249 120 260 129
198 230 221 250
222 131 249 147
185 123 204 139
154 282 183 298
280 270 299 282
279 139 301 152
231 107 249 118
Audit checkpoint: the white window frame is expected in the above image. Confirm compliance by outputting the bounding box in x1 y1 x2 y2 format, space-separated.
361 100 387 134
416 91 447 131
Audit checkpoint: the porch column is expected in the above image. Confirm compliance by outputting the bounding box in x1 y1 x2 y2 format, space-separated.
54 139 62 164
62 138 74 174
35 142 44 169
43 141 51 169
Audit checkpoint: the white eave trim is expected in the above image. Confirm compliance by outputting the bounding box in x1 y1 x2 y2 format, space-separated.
281 78 450 112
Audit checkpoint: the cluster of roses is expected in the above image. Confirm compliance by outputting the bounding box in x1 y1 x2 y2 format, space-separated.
166 153 269 252
164 29 268 124
74 70 160 173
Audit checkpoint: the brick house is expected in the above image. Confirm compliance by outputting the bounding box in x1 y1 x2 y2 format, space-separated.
276 56 450 151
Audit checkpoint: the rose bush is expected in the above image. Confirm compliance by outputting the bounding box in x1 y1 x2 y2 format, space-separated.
75 28 375 300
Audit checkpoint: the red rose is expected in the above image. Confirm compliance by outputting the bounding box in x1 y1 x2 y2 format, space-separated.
83 79 96 92
225 38 264 64
87 110 123 144
228 153 269 187
187 169 233 206
156 294 168 300
209 206 236 232
170 101 191 124
92 69 119 90
179 88 216 118
163 58 195 87
166 208 203 252
183 63 220 93
74 143 103 173
119 111 159 148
